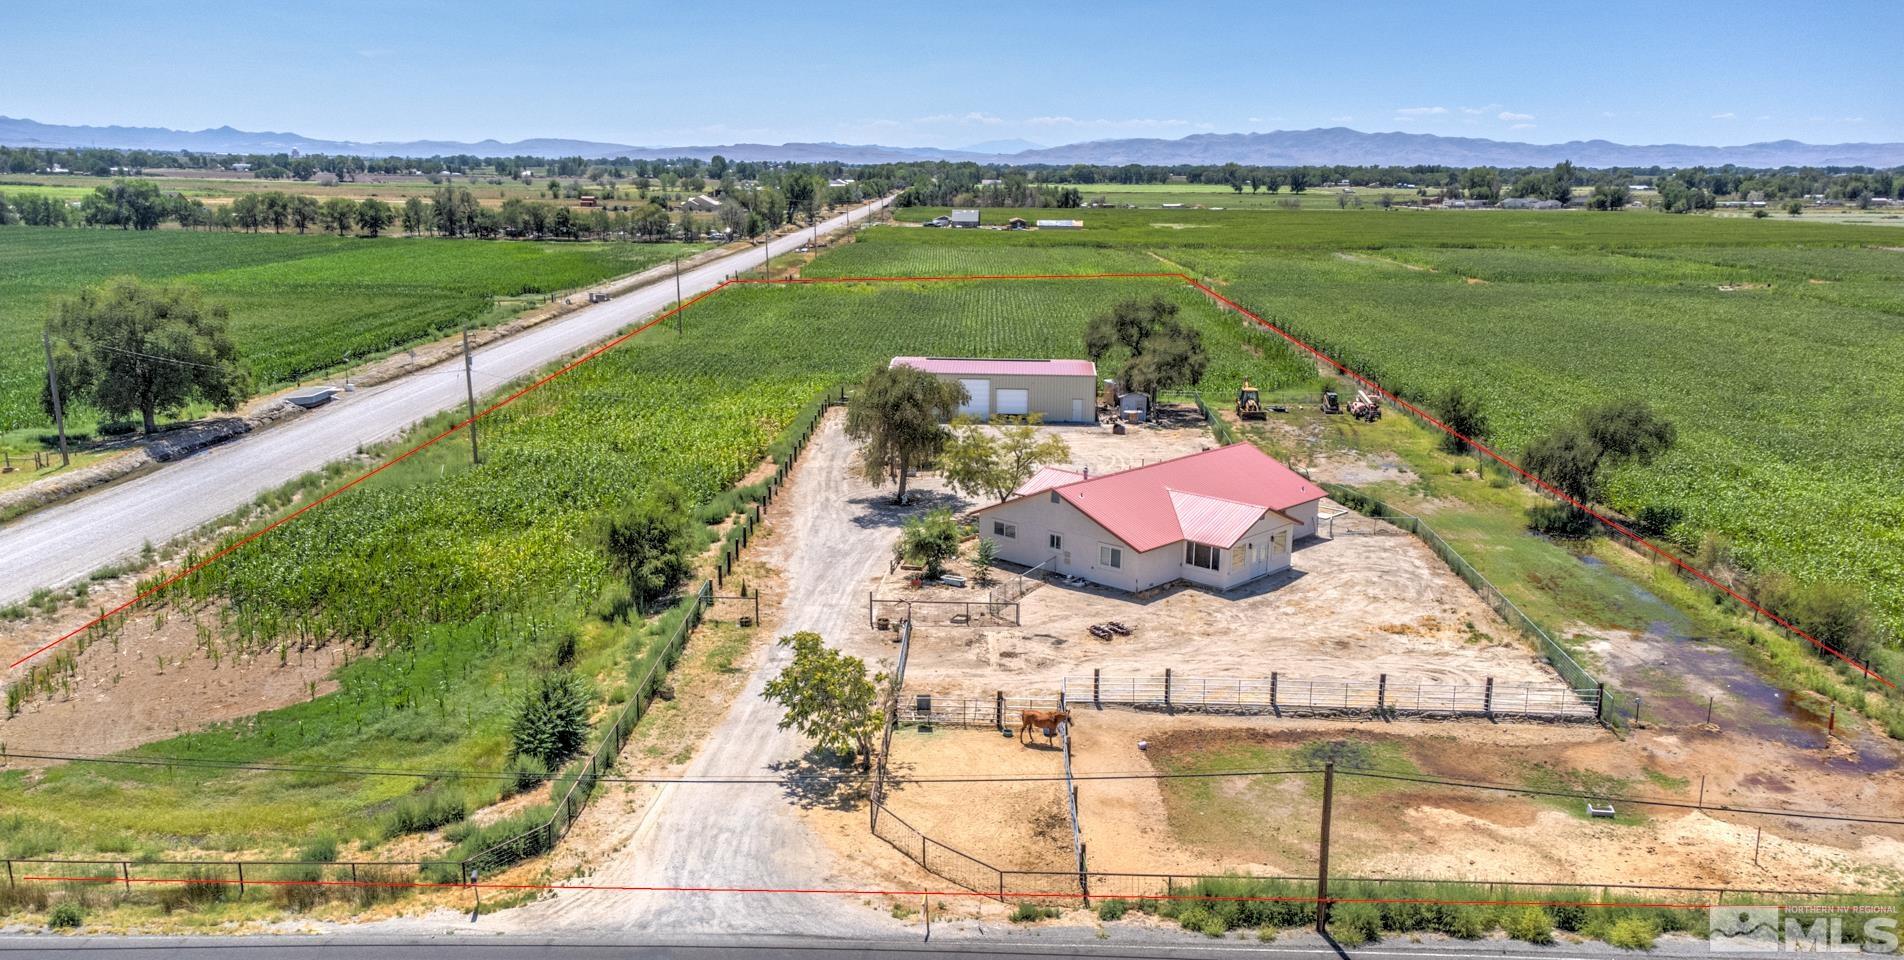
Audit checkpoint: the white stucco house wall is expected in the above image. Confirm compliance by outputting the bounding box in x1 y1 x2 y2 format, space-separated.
974 444 1325 593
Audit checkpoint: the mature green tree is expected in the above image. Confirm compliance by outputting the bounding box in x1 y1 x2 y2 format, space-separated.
356 197 393 237
598 483 696 613
400 196 428 235
231 194 263 232
1522 400 1676 535
81 179 166 229
263 192 291 233
762 632 884 767
288 194 320 234
1433 384 1490 455
318 197 357 235
895 508 964 579
509 670 591 768
844 363 966 503
940 415 1071 503
1085 296 1208 397
46 278 251 434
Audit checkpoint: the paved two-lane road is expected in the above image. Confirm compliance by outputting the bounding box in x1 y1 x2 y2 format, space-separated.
0 199 887 612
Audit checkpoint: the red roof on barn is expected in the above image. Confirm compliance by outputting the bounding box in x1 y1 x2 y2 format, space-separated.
890 357 1097 377
990 444 1323 552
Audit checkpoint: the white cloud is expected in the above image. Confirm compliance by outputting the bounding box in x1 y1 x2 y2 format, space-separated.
1498 111 1534 122
1711 112 1736 120
1396 106 1449 116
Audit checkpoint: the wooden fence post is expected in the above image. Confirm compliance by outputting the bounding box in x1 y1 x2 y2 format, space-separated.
1484 677 1494 718
1270 672 1278 712
122 861 131 893
236 862 245 897
995 691 1004 729
1093 669 1100 707
1163 668 1172 708
1377 673 1387 714
1595 682 1606 723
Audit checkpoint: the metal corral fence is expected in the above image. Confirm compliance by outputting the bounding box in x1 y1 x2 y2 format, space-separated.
896 692 1065 728
1066 671 1601 722
868 595 1019 629
1320 483 1622 729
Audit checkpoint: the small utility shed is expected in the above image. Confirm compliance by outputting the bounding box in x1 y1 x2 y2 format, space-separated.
950 209 981 228
889 357 1097 423
975 444 1325 593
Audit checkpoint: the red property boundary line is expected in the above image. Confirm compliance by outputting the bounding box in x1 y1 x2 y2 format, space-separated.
11 270 1891 692
26 873 1856 912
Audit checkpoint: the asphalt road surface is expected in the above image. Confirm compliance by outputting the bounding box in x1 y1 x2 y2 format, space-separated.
0 932 1772 958
0 198 887 610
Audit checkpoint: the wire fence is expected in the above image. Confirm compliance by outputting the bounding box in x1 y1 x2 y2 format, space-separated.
1319 483 1620 729
896 693 1065 728
1067 671 1600 722
462 579 712 879
868 595 1020 628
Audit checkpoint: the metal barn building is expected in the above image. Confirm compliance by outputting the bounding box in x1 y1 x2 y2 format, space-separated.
889 357 1098 423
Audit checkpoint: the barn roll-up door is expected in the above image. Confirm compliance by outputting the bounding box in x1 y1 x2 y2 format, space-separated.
958 379 990 417
995 388 1029 416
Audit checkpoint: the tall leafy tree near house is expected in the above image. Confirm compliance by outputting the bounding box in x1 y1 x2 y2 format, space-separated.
845 363 967 503
1084 296 1208 397
45 278 251 434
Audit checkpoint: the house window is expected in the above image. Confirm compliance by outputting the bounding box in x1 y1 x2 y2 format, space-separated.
1050 491 1061 504
1184 542 1221 570
993 521 1016 539
1272 530 1290 552
1048 533 1063 550
1099 544 1123 569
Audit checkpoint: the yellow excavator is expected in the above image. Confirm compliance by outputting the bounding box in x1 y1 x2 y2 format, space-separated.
1236 380 1266 421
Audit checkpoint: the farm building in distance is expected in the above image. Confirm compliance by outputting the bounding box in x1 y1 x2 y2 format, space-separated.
682 195 722 212
888 356 1096 423
975 444 1324 593
950 209 981 228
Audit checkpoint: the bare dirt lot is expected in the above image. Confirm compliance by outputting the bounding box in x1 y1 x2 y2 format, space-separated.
0 586 340 760
846 412 1556 699
835 706 1904 896
1066 709 1904 890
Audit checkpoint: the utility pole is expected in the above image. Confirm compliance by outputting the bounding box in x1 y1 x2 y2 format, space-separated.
674 254 684 334
762 237 771 276
42 326 69 467
1315 761 1335 934
461 326 480 465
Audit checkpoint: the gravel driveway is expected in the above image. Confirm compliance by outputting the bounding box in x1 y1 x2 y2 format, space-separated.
495 413 957 935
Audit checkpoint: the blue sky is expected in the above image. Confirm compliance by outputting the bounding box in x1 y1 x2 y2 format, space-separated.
9 0 1898 148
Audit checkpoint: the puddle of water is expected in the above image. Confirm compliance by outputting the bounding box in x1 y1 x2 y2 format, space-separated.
1574 554 1899 774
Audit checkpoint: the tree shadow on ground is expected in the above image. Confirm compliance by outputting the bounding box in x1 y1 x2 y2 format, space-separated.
847 488 968 530
774 747 867 811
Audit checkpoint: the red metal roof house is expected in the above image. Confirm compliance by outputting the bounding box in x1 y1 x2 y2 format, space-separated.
974 444 1325 593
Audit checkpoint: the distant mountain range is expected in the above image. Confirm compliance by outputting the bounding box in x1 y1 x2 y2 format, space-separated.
4 115 1900 168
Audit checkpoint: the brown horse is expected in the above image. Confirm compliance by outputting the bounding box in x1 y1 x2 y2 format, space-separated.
1017 708 1073 746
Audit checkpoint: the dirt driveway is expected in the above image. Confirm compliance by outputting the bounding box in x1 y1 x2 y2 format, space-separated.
492 412 935 936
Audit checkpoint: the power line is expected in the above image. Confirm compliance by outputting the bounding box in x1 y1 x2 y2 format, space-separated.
66 338 232 371
9 747 1904 827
